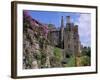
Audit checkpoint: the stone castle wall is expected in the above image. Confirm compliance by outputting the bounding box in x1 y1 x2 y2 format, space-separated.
48 16 81 59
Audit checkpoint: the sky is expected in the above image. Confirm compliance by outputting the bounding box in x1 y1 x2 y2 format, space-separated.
24 10 91 47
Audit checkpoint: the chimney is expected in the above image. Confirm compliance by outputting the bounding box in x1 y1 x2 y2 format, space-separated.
66 16 71 23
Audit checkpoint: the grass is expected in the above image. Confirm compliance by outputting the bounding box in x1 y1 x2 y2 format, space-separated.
53 47 62 61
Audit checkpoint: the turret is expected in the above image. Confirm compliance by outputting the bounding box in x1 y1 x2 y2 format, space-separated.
60 16 64 48
66 16 72 31
61 16 64 28
66 16 71 24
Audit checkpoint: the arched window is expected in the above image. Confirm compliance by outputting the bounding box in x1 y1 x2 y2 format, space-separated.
68 44 70 48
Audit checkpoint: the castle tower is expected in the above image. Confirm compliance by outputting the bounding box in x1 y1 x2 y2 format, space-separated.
66 16 71 23
73 25 80 57
60 16 64 48
63 16 74 58
66 16 73 31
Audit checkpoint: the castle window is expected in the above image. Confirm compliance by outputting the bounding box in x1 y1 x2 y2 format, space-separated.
66 54 70 58
68 44 70 48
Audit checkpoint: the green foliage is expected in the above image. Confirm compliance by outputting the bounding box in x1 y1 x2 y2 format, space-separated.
35 53 41 60
80 46 91 66
82 47 91 57
53 47 62 61
86 47 91 57
80 56 90 66
67 56 76 67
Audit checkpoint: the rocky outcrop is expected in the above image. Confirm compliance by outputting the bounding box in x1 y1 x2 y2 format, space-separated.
23 11 63 69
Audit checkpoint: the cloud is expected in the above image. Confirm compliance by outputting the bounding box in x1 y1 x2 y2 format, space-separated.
75 13 91 47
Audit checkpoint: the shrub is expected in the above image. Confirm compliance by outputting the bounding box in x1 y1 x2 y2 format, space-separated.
80 56 90 66
53 47 62 61
67 56 76 67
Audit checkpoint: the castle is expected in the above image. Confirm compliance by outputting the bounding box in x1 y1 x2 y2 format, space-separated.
48 16 81 59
